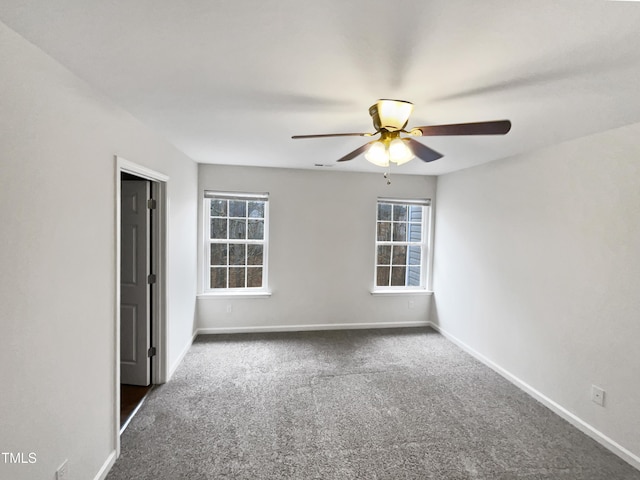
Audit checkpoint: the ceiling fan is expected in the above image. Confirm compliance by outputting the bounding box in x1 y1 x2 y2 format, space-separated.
292 99 511 167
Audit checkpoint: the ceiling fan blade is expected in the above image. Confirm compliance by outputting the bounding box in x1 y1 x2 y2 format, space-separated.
414 120 511 136
406 138 443 163
337 142 374 162
292 132 370 139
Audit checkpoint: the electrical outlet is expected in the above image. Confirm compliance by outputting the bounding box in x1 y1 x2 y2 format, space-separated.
408 300 415 309
226 304 232 313
591 385 605 406
56 459 68 480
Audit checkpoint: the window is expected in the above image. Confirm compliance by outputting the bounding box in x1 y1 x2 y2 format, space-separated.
375 198 430 290
204 191 269 292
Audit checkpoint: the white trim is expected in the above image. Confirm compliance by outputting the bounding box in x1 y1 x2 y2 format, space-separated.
370 289 433 296
118 157 169 182
377 196 431 206
427 321 640 471
196 321 429 335
426 197 436 292
197 291 272 299
93 451 116 480
204 190 269 200
167 330 199 380
114 156 169 461
149 181 168 385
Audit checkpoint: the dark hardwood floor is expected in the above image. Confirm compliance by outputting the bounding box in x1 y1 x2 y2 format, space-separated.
121 384 152 428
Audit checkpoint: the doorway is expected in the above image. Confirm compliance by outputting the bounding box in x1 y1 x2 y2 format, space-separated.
115 157 168 454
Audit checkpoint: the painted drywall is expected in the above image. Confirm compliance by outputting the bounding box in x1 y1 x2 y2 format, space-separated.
0 22 197 480
197 165 436 331
432 122 640 465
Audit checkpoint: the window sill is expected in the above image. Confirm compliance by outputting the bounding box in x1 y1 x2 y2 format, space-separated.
197 291 272 299
370 289 433 296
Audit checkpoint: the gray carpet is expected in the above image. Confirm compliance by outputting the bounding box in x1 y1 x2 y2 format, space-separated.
106 327 640 479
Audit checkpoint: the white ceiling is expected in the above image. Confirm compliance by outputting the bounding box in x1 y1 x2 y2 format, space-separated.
2 1 640 175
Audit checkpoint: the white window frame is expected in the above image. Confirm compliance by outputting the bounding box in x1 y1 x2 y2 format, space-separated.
203 191 270 295
373 197 431 293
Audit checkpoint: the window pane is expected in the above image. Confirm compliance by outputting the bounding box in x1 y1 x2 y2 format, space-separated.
229 243 246 265
377 245 391 265
392 246 407 265
407 266 421 287
407 246 421 265
377 203 392 221
408 223 422 242
247 267 263 288
375 200 427 290
393 205 407 222
210 267 227 289
229 267 245 288
392 222 407 242
248 201 264 218
229 200 246 218
229 219 246 239
247 219 264 240
211 218 227 239
206 193 268 291
409 205 422 222
376 266 390 287
247 244 263 266
210 199 227 217
210 243 228 266
377 222 391 242
391 266 406 286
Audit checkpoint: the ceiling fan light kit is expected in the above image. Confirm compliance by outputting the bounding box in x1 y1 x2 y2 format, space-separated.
364 132 415 167
292 99 511 172
365 141 390 167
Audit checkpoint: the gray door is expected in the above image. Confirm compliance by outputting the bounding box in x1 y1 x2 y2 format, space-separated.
120 180 151 386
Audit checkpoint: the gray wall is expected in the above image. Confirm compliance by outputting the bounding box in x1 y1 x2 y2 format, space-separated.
197 165 436 331
0 21 198 480
432 121 640 466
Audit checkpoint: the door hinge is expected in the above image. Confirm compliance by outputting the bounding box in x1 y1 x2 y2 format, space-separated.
147 274 157 284
147 198 157 210
148 347 157 358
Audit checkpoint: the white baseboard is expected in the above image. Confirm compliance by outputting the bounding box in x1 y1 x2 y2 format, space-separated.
427 322 640 471
197 320 430 335
167 330 199 380
94 450 116 480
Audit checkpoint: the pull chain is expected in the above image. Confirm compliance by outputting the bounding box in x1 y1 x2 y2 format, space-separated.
383 167 391 185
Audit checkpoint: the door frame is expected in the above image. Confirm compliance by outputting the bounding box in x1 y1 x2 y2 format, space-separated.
114 155 169 456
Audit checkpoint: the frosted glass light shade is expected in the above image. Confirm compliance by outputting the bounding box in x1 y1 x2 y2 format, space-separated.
376 100 414 130
388 138 414 165
365 141 390 167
